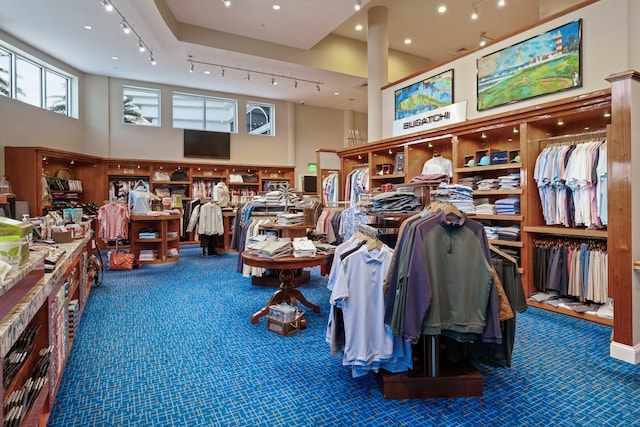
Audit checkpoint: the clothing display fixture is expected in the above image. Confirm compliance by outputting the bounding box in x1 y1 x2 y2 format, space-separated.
420 154 453 180
533 237 609 304
97 201 130 243
377 203 510 398
326 227 412 378
343 166 369 206
128 180 159 215
321 172 339 205
186 200 224 256
533 134 607 228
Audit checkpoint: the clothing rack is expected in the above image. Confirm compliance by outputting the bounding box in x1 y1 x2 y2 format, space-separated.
529 128 607 144
351 163 369 169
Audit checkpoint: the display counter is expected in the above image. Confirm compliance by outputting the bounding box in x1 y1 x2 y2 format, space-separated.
0 234 92 426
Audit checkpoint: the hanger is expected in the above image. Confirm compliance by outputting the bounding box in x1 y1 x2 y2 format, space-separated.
489 243 518 265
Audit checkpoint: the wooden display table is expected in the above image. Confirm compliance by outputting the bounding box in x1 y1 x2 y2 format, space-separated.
241 252 328 324
130 214 181 267
252 224 315 287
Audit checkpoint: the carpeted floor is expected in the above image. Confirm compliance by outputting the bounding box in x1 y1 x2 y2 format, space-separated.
47 245 640 426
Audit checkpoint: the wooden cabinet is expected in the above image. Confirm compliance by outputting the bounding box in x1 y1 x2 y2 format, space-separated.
4 149 294 217
335 88 615 327
0 235 92 426
4 147 106 217
129 214 181 266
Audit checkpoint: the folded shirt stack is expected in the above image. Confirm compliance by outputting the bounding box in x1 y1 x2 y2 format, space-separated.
495 197 521 215
433 183 475 214
476 178 500 191
496 224 520 241
247 237 293 259
484 225 499 240
292 237 317 258
277 212 304 226
139 249 157 261
498 173 521 190
476 203 497 215
458 176 482 190
369 191 422 214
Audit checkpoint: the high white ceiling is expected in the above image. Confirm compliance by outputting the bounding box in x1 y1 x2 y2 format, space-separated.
0 0 585 114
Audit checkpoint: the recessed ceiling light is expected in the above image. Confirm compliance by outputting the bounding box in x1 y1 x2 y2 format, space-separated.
438 5 446 13
404 38 412 44
334 92 339 96
355 24 363 31
204 70 211 75
83 25 92 30
112 56 118 60
273 4 280 10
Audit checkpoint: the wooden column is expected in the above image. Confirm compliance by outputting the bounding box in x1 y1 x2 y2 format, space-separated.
606 70 640 364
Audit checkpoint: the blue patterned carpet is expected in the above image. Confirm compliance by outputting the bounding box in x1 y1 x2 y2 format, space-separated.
47 245 640 426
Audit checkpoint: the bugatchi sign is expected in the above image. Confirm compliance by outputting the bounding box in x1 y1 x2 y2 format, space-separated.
392 101 467 137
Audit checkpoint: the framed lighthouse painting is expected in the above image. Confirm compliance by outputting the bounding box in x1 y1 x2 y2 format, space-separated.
477 19 582 111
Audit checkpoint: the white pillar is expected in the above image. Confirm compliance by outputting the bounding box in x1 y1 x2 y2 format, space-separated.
344 109 354 148
367 6 388 143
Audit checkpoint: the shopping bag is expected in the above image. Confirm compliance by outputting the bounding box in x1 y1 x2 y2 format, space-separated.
108 241 135 270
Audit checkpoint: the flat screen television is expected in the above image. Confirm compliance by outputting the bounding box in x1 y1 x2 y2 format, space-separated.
183 129 231 159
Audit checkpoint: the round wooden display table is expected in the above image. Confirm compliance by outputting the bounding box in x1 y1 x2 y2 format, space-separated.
241 252 329 324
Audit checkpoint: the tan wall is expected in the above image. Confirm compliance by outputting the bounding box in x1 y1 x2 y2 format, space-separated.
381 0 632 137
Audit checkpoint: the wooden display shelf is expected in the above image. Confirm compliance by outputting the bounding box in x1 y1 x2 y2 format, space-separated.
454 162 522 173
151 180 190 185
130 214 181 267
523 226 608 239
473 189 523 196
370 173 405 181
488 239 523 248
470 214 523 221
527 301 613 327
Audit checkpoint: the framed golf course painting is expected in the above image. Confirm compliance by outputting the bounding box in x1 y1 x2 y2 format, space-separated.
477 19 582 111
394 69 454 120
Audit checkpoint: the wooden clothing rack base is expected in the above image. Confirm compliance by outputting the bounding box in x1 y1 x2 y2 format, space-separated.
376 335 483 400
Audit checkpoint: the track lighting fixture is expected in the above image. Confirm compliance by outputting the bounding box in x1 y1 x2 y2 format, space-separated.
471 3 478 20
101 0 113 12
99 0 154 64
187 55 194 73
187 55 325 90
479 31 493 47
120 20 130 34
354 0 361 11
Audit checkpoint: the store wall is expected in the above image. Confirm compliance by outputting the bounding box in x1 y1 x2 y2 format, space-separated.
0 32 352 183
381 0 631 138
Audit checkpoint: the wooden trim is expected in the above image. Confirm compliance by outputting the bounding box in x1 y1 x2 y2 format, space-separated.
605 73 635 346
527 301 613 327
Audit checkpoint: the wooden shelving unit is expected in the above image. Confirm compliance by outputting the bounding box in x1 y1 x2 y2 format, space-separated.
130 214 182 266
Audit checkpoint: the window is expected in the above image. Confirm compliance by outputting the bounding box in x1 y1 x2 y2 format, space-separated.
246 102 274 135
173 92 237 132
46 70 69 115
16 57 41 107
0 47 11 97
123 86 160 126
0 40 74 116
